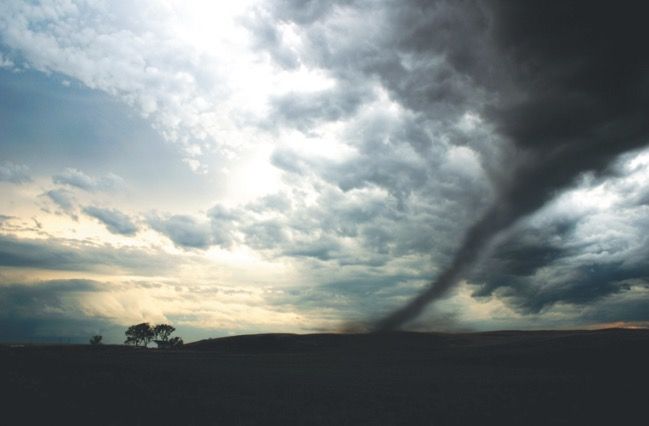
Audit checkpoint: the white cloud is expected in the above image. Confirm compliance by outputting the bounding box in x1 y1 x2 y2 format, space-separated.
0 0 346 171
53 168 124 192
0 162 31 183
0 52 14 69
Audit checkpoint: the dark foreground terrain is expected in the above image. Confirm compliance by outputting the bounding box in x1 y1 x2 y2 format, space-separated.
2 329 648 425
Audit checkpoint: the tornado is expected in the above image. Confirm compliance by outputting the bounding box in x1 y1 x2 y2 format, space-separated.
375 0 649 331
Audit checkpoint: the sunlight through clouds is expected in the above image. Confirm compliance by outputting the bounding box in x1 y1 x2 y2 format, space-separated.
2 0 649 341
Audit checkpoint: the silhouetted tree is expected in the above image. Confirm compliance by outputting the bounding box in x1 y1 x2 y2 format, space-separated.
89 335 102 345
168 336 184 347
153 324 175 342
124 322 154 347
152 324 184 349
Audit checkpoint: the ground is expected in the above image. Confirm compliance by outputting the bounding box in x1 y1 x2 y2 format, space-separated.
1 329 648 425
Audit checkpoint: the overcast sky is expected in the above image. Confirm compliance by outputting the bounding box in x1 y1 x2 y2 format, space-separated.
1 1 648 343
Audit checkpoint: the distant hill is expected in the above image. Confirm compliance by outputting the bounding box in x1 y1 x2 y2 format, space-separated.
185 328 649 354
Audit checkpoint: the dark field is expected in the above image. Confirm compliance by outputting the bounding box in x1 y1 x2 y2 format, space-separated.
2 329 648 425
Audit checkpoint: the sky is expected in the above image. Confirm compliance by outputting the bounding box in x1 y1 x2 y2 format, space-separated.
1 0 649 343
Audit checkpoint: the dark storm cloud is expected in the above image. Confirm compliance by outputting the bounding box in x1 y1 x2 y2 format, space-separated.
0 279 121 343
580 286 649 325
256 0 481 152
0 279 101 314
471 210 649 315
372 1 649 329
0 161 30 183
0 234 169 273
0 316 121 343
260 0 497 220
266 272 428 326
264 0 492 122
83 206 138 235
259 0 649 329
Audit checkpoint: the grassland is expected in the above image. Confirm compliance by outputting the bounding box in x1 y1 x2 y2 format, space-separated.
2 329 648 425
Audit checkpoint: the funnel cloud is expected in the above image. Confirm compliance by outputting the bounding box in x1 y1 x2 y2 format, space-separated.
376 1 649 330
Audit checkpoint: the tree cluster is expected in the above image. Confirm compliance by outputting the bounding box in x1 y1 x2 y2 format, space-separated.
124 323 183 348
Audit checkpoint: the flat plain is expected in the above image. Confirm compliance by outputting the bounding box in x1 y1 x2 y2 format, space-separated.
2 329 648 425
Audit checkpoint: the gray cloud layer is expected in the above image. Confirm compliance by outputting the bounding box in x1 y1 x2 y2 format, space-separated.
0 279 122 342
0 235 169 274
83 206 138 235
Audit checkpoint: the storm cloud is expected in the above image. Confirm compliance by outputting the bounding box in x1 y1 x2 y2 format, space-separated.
2 1 649 339
0 234 170 274
250 0 649 329
374 1 649 329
